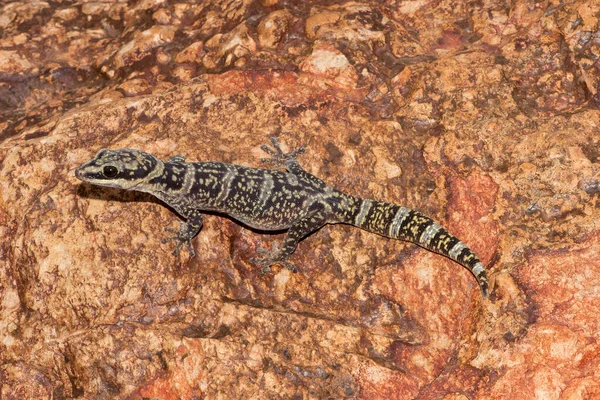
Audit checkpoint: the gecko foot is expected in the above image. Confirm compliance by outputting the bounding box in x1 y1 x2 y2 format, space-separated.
162 223 196 257
250 241 298 274
260 137 305 168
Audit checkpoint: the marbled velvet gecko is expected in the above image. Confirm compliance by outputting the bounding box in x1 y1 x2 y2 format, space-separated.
75 138 489 298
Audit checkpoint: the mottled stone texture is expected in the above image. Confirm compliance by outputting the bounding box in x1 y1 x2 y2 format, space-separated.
1 0 599 399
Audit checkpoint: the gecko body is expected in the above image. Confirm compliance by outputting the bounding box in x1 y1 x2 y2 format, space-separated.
75 138 489 298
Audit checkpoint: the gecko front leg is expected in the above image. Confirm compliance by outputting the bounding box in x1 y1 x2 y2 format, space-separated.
162 209 203 257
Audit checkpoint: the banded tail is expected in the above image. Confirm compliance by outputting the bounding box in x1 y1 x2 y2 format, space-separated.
351 198 489 298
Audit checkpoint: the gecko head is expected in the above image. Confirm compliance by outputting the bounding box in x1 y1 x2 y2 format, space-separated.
75 148 162 190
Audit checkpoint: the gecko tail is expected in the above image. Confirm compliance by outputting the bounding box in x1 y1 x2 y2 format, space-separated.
351 198 489 298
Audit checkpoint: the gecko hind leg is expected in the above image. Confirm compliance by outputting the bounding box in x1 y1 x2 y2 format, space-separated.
251 204 328 274
251 241 298 274
260 137 305 168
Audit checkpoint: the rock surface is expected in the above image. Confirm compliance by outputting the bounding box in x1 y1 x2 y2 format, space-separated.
1 0 599 398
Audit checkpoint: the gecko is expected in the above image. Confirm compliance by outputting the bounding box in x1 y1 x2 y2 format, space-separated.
75 138 489 298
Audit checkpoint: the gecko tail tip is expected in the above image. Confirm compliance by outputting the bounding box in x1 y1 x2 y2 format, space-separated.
481 282 489 299
471 261 489 299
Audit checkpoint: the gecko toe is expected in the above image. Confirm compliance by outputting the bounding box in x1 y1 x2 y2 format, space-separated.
281 260 298 273
259 265 272 274
256 247 270 256
289 146 306 158
172 242 183 257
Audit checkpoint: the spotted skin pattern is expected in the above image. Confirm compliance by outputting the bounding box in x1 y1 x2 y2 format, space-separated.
75 138 489 298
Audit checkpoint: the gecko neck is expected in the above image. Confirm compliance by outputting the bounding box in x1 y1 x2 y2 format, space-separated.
134 158 169 195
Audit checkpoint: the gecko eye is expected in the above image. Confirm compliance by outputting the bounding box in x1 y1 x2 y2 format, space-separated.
103 165 118 177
